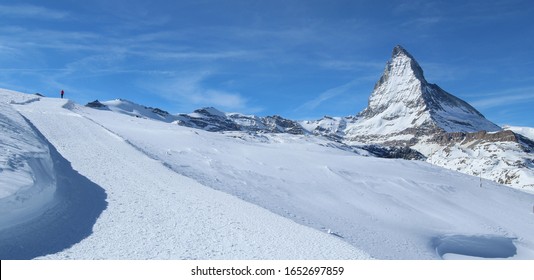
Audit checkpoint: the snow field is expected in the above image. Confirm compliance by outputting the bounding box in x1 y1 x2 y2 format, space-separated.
80 104 534 259
12 96 368 259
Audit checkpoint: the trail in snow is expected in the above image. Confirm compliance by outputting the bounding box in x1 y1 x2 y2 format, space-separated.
12 97 368 259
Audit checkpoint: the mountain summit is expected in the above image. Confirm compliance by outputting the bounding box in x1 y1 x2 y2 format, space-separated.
348 45 500 141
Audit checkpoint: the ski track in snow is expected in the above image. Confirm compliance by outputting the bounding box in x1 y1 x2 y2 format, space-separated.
10 97 367 259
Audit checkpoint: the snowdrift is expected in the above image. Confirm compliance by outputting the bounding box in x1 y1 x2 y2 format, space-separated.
0 92 56 230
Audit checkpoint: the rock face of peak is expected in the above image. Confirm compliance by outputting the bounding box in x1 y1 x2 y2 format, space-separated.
347 45 500 143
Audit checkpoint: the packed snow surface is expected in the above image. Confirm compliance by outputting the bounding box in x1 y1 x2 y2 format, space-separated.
2 89 534 259
1 90 367 259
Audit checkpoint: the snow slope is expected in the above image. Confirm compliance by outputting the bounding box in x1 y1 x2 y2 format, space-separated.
79 104 534 259
424 140 534 191
98 99 176 122
2 89 534 259
4 94 367 259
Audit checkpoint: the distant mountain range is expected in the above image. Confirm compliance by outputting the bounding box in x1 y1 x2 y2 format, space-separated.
86 46 534 191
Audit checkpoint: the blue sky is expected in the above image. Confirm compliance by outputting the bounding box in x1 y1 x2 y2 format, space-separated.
1 0 533 126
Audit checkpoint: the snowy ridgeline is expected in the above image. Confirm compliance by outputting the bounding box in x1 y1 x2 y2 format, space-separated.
506 126 534 142
2 88 534 260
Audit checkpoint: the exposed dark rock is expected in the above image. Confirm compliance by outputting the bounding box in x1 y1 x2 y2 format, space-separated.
430 130 519 145
361 145 426 160
85 100 107 108
150 107 169 117
263 115 305 135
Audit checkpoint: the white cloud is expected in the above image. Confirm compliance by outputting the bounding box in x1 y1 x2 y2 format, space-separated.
319 60 384 71
0 4 68 20
150 72 249 111
470 87 534 109
148 50 257 61
296 79 363 112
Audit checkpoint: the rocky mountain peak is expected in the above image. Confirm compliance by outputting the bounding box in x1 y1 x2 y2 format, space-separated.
353 46 500 138
391 45 426 82
372 45 426 92
391 45 408 56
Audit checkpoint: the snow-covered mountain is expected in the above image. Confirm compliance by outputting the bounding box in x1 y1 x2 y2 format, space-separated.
2 88 534 260
88 99 305 134
347 45 500 143
305 46 502 143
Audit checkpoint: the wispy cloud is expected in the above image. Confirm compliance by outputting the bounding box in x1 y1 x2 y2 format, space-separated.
318 60 384 71
296 79 364 112
470 87 534 109
0 4 68 20
401 16 443 28
148 50 259 61
147 71 252 112
0 26 101 53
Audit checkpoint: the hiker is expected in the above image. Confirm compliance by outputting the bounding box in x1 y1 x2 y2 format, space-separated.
61 90 64 99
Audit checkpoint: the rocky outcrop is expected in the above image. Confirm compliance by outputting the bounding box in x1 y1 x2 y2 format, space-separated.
262 115 305 135
431 130 519 145
86 100 107 108
175 107 305 134
362 145 426 160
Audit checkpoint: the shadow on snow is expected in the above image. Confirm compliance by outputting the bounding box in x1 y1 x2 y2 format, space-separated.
432 234 517 259
0 119 107 259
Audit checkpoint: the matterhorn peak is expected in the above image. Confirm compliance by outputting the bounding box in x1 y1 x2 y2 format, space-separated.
350 46 500 142
362 45 430 121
